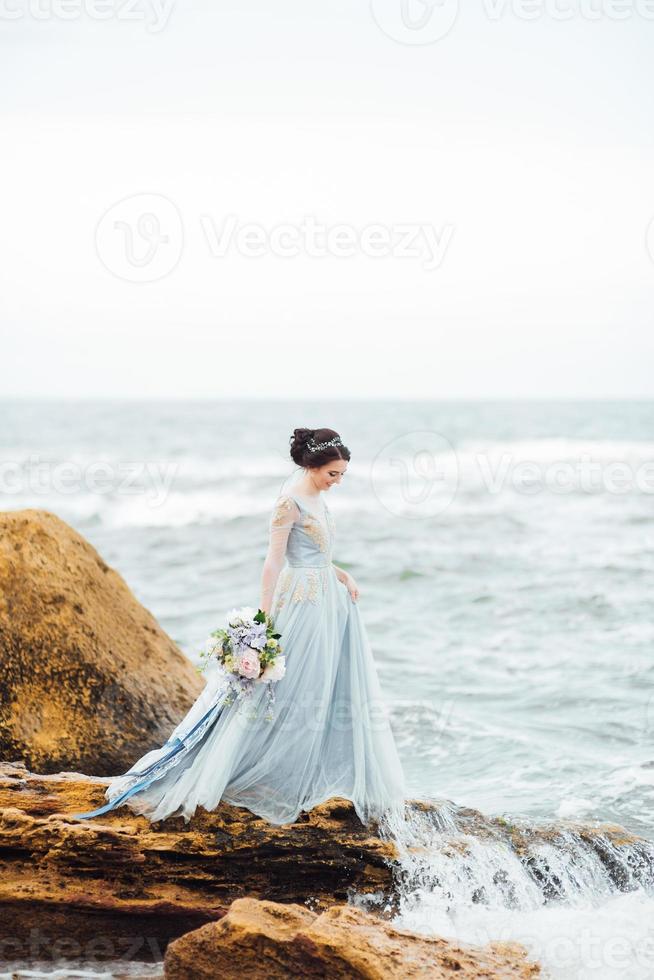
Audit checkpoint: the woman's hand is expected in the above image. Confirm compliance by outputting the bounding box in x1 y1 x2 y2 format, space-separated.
344 572 360 602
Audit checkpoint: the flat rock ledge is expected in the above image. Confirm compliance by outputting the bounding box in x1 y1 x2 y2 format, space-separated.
0 762 398 962
2 762 652 971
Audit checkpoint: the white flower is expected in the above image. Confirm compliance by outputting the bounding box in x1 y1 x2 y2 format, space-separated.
225 605 256 627
260 655 286 684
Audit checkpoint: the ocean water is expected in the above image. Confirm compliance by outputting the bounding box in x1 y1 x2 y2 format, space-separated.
1 397 653 979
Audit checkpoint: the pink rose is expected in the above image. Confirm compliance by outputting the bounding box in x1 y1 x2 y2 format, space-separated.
237 649 261 679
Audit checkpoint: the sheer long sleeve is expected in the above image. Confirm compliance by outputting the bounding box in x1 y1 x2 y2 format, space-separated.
259 494 300 613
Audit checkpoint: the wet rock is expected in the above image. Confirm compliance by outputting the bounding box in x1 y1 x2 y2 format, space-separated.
1 763 651 968
163 897 541 979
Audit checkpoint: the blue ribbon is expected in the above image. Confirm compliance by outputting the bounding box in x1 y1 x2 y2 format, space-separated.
72 696 226 820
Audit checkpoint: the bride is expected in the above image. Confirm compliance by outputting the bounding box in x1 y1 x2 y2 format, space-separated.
73 427 406 827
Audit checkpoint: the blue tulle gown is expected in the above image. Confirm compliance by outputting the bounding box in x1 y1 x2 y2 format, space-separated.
73 489 406 826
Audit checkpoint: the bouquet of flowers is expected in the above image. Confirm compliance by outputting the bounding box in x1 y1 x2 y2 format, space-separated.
198 606 285 721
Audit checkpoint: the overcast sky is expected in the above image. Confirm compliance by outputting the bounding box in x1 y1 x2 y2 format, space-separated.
2 0 653 399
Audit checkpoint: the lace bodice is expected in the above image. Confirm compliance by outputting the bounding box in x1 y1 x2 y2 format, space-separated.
260 492 335 605
271 493 334 565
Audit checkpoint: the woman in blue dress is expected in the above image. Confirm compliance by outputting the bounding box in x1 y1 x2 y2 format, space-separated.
73 427 406 827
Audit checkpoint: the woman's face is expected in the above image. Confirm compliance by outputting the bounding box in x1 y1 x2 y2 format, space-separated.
312 460 348 491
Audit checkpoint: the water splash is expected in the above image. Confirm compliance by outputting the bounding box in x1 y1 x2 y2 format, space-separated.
372 802 654 978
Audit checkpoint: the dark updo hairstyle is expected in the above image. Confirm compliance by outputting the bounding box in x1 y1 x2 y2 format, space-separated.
289 427 351 469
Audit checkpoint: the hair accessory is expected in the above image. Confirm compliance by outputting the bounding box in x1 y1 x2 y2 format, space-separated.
307 435 343 454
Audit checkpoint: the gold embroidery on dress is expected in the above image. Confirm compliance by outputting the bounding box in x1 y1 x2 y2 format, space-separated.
274 567 292 611
290 568 324 604
307 569 320 601
271 495 295 528
302 514 328 553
